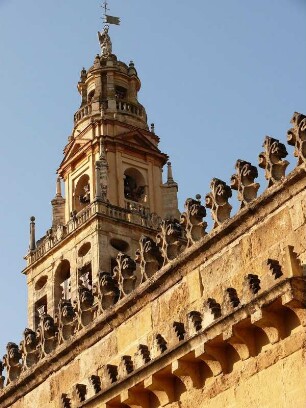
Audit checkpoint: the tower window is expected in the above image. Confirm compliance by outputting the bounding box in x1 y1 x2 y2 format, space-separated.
124 168 146 203
74 174 90 213
87 90 95 103
115 86 127 100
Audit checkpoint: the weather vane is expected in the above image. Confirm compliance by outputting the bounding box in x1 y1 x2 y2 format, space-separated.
98 1 120 57
101 1 120 26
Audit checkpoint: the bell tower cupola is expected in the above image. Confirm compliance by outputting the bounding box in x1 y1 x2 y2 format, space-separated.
74 26 147 132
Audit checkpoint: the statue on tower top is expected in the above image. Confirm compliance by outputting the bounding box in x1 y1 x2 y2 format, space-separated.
98 26 112 57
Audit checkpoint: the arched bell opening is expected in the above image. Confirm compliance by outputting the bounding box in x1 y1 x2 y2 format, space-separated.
74 174 90 213
54 260 71 310
123 168 147 205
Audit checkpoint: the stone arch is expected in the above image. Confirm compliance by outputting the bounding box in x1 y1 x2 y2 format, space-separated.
123 167 147 203
74 174 90 213
54 260 71 309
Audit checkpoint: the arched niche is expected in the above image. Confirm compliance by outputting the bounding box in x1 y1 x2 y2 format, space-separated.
123 168 147 203
110 238 129 252
54 260 71 308
35 275 48 291
74 174 90 213
78 242 91 257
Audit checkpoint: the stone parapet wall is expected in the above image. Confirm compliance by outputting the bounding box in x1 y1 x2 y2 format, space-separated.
1 112 305 407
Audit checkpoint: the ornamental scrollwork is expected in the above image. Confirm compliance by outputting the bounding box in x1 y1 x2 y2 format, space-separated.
205 178 232 227
135 236 163 282
156 220 182 265
180 197 207 247
113 253 137 297
258 136 289 186
287 111 306 166
231 160 260 208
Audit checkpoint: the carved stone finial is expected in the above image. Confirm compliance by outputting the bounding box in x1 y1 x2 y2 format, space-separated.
3 342 22 384
98 26 112 57
74 286 96 331
287 112 306 166
231 160 260 208
180 197 207 247
94 271 119 312
20 328 39 369
56 177 63 198
205 178 232 227
166 161 175 184
156 219 182 265
258 136 289 187
57 299 76 344
113 253 137 297
36 314 58 358
29 216 36 251
135 235 163 282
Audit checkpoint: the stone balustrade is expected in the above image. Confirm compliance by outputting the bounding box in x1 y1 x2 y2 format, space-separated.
116 100 144 119
27 202 161 265
74 103 92 124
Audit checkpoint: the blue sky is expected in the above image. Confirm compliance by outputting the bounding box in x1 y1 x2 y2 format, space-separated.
0 0 305 356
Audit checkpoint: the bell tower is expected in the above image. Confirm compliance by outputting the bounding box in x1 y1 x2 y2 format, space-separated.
24 12 179 330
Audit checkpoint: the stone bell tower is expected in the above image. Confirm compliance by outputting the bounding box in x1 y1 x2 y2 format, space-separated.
24 24 180 330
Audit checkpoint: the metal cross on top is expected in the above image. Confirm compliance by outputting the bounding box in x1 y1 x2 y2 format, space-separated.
101 0 120 26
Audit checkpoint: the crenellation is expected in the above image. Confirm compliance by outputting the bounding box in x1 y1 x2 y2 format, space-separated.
19 329 39 369
287 111 306 166
3 343 22 385
205 178 232 227
258 136 289 186
113 253 137 297
156 219 184 265
180 197 207 247
231 159 260 208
